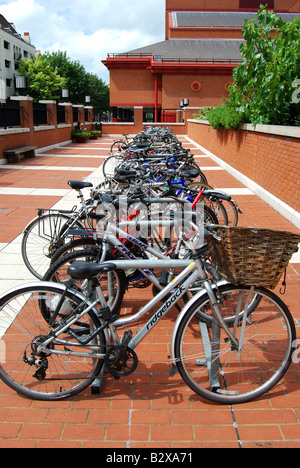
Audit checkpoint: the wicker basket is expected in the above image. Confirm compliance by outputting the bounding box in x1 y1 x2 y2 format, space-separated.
208 226 300 289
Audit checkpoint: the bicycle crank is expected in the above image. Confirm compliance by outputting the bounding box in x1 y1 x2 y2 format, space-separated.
104 330 138 379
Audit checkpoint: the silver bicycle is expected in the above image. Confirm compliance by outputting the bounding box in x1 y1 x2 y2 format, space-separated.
0 223 297 404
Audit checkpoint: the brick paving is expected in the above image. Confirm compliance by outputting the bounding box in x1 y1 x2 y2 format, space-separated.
0 135 299 448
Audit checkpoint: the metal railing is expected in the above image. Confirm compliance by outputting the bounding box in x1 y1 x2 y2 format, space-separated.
0 100 21 128
106 53 243 64
33 102 47 126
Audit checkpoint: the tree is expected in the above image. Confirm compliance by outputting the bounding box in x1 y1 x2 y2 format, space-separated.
228 6 300 126
42 51 110 115
18 54 66 101
43 51 88 104
85 72 110 116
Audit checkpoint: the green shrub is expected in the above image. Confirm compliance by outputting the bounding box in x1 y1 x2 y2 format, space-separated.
193 107 213 120
208 105 247 130
228 6 300 126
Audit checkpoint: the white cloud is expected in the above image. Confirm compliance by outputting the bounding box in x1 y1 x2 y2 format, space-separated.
0 0 165 82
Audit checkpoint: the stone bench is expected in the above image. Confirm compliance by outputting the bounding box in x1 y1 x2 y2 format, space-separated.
3 146 37 163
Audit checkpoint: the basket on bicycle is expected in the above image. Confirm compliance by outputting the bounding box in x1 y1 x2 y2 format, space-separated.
208 226 300 289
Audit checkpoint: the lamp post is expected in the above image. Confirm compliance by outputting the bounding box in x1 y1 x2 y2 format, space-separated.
179 98 190 123
180 98 189 108
61 88 69 102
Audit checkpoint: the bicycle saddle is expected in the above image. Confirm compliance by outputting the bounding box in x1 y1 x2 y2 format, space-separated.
116 168 136 177
179 168 200 178
68 180 93 190
67 261 117 279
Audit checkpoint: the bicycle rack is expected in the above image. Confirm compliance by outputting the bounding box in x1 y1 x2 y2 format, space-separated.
197 320 221 392
91 365 105 394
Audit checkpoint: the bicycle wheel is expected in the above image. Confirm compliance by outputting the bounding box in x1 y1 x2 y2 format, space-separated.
110 139 127 154
50 238 100 264
188 182 239 226
0 283 106 400
174 284 296 404
102 154 124 178
22 213 83 280
43 248 127 318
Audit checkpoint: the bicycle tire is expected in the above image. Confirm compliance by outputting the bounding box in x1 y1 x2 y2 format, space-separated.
0 283 106 401
102 154 124 178
174 283 296 404
43 248 127 318
110 139 127 154
50 237 101 264
188 182 239 226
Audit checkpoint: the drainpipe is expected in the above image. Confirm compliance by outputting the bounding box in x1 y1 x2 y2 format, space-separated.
155 74 158 123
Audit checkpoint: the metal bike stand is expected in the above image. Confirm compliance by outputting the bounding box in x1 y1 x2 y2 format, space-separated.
91 364 105 394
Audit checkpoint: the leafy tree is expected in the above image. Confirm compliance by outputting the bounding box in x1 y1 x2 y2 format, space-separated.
42 51 110 115
228 5 300 126
85 72 110 116
43 51 88 104
18 54 66 101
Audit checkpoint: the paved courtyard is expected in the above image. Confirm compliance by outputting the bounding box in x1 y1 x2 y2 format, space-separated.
0 135 299 448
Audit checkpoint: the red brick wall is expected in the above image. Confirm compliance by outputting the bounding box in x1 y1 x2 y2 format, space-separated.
188 120 300 212
162 75 232 109
0 99 94 162
110 70 156 107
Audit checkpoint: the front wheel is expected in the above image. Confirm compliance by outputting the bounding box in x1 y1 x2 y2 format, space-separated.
174 284 296 404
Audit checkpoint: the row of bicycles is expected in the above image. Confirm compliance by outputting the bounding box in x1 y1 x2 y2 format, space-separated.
0 126 299 404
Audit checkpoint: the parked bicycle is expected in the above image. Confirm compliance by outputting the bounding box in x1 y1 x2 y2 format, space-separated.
0 224 299 403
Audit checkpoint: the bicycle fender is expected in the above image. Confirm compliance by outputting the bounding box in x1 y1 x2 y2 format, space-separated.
0 281 81 303
169 280 228 370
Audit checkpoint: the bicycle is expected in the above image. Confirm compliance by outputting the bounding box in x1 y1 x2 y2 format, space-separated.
0 224 298 403
21 180 105 279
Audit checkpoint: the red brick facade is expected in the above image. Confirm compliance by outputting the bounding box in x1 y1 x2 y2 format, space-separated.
104 0 299 123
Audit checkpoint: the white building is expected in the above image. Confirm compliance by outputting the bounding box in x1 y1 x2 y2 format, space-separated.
0 14 36 100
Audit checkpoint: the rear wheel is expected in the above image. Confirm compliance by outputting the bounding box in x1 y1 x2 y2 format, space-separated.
22 213 83 279
0 283 106 400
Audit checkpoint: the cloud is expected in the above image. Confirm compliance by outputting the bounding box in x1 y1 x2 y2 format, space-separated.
0 0 165 82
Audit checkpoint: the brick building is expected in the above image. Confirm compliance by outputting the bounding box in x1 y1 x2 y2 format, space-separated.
103 0 299 123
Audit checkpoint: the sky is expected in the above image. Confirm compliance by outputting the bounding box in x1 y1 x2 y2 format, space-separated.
0 0 165 83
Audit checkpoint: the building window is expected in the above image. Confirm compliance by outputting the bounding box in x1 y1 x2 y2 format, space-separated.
23 50 29 58
5 60 11 68
239 0 274 7
4 40 10 50
6 79 12 87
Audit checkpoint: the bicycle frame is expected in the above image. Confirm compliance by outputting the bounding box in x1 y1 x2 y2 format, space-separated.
40 256 239 362
69 216 199 291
